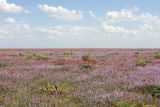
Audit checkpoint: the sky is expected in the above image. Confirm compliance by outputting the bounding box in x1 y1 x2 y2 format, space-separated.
0 0 160 48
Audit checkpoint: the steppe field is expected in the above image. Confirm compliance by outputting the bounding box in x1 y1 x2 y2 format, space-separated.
0 49 160 107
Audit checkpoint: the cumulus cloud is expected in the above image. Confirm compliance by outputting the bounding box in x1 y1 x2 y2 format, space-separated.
0 17 31 40
0 21 102 41
0 29 10 39
89 7 159 37
36 25 101 40
102 21 129 33
2 17 30 29
0 0 29 13
0 6 160 43
3 17 16 24
38 4 83 20
106 8 137 22
0 29 8 35
89 11 102 21
105 7 160 23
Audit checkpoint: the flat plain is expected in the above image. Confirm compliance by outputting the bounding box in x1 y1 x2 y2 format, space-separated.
0 49 160 107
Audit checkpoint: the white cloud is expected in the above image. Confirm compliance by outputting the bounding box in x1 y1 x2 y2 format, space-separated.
2 17 30 29
0 18 31 40
89 11 102 21
102 21 129 33
0 6 160 46
0 0 29 13
36 25 101 40
106 9 135 21
38 4 83 20
3 17 16 24
0 28 10 39
105 7 160 24
0 29 8 35
95 7 160 38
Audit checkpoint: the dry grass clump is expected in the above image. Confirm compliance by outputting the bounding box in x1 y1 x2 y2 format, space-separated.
136 60 147 67
26 53 49 60
82 53 93 61
154 52 160 59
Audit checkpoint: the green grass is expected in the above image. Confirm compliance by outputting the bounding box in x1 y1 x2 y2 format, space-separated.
136 60 147 67
81 64 92 70
26 54 49 60
0 62 8 67
154 52 160 59
131 86 160 98
63 51 73 56
104 87 117 93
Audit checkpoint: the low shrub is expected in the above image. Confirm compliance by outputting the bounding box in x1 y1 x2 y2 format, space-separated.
136 60 147 67
82 53 93 61
132 86 160 98
36 56 49 60
115 101 142 107
154 52 160 59
19 53 23 56
26 55 34 60
63 51 73 55
134 52 139 54
0 62 8 68
81 64 92 70
26 54 49 60
38 82 63 95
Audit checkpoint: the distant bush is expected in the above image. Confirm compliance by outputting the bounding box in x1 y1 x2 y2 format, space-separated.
63 51 73 55
0 62 8 68
19 53 23 56
33 53 38 56
154 52 160 59
154 51 160 54
81 64 92 70
136 60 147 67
26 54 49 60
38 82 63 95
134 52 139 54
26 55 34 60
36 56 49 60
48 53 53 55
82 53 93 61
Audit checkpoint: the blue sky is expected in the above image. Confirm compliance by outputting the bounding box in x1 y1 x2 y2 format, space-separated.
0 0 160 48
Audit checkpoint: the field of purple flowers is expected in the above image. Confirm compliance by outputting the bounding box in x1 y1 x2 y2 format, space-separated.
0 49 160 107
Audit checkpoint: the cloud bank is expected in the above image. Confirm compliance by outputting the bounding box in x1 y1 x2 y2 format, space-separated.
38 5 83 20
0 6 160 48
0 0 29 13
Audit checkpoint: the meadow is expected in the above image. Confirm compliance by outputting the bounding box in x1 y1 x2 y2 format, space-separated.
0 49 160 107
